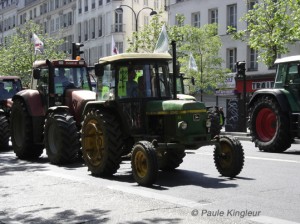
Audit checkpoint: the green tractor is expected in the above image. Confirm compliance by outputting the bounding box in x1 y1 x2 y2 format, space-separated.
10 59 95 164
0 76 22 151
80 44 244 186
249 55 300 152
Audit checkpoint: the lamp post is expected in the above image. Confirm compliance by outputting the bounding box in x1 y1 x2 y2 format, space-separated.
200 52 203 101
115 5 157 52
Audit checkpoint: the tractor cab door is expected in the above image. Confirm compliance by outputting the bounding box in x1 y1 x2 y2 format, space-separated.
34 67 50 109
285 62 300 104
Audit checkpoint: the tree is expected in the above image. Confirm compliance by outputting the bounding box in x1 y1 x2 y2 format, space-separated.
0 21 67 86
228 0 299 67
127 14 229 95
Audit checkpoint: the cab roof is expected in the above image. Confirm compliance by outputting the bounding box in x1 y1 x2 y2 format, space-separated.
0 76 21 81
98 53 172 65
33 59 87 68
275 55 300 64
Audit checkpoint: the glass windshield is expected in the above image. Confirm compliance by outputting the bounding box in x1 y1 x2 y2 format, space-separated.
54 67 89 94
97 62 171 100
0 79 22 100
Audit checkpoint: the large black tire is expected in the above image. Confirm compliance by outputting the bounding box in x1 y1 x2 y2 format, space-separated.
157 148 186 171
44 111 80 164
10 99 43 159
0 114 9 151
81 109 124 176
249 96 292 152
131 141 158 186
214 136 244 178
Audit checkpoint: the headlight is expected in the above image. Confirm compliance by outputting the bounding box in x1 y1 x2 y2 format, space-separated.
178 121 188 130
206 119 211 128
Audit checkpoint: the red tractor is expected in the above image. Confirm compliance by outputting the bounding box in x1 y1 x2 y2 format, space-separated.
10 59 96 164
0 76 22 151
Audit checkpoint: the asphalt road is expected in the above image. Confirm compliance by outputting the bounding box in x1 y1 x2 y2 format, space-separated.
1 140 300 224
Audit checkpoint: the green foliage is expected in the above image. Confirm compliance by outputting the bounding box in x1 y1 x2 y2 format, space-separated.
228 0 300 67
128 14 229 94
0 20 67 86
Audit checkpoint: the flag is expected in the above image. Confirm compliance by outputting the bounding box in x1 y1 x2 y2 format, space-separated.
32 33 44 54
111 35 119 55
188 53 198 71
153 24 169 53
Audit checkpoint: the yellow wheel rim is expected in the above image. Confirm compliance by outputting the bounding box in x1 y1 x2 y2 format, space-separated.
82 119 104 167
134 150 148 178
218 142 233 168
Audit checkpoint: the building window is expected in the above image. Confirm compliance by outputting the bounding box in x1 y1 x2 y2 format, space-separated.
90 18 95 39
84 21 88 41
99 0 103 6
84 0 88 12
227 48 237 72
227 4 237 29
248 47 258 71
78 0 82 14
116 42 123 53
106 0 111 3
114 12 122 32
175 14 184 26
106 43 111 56
144 0 148 6
98 15 103 37
209 8 218 24
191 12 200 27
92 0 95 9
78 23 82 42
248 0 258 10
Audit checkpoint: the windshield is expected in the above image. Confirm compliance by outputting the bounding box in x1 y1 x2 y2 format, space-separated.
0 79 22 100
54 67 90 94
97 62 171 100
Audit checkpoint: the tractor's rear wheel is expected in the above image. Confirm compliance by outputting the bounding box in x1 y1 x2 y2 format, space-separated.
10 99 43 159
131 141 158 186
44 111 80 164
214 136 244 178
0 114 9 151
81 110 124 176
157 148 186 171
249 96 292 152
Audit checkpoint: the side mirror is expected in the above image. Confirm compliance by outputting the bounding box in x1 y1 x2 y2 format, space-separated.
298 64 300 75
33 68 41 79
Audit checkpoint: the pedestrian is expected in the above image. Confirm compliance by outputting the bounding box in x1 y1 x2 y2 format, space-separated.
219 107 225 126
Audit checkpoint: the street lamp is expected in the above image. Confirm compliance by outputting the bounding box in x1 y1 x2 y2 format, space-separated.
200 52 203 101
115 5 157 52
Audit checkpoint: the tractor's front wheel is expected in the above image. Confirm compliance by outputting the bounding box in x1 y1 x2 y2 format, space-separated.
44 111 80 164
10 99 43 159
157 148 186 171
0 114 9 151
81 110 124 176
131 141 158 186
249 96 292 152
214 136 244 178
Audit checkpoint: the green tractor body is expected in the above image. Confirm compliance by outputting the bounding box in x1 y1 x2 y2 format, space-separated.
10 59 96 164
248 55 300 152
81 51 244 186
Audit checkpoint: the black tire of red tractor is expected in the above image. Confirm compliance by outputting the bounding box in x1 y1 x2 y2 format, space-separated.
213 136 244 178
44 111 80 165
81 110 124 176
0 114 10 151
249 96 292 152
10 99 43 159
158 149 186 171
131 141 158 186
208 111 221 139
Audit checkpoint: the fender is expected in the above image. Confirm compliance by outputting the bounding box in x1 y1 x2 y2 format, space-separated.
248 89 291 112
13 89 45 117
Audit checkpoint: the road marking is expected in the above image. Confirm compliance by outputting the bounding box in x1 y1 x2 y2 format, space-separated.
193 152 300 164
250 216 300 224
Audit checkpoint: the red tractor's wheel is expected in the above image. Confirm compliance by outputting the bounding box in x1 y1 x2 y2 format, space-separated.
10 99 43 159
0 114 9 151
44 111 80 164
81 110 124 176
249 96 292 152
214 136 244 178
131 141 158 186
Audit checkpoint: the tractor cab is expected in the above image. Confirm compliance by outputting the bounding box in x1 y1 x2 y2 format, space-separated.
31 59 92 108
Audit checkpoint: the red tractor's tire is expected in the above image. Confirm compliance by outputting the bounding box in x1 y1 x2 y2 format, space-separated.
0 114 10 151
249 96 292 152
44 111 80 164
10 99 43 159
214 136 244 178
81 110 124 176
157 149 186 171
131 141 158 186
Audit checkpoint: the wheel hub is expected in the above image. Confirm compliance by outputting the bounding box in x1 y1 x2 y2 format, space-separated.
256 108 277 141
